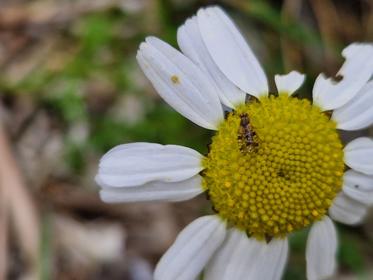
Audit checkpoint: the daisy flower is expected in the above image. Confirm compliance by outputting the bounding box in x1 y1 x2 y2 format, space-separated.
96 6 373 280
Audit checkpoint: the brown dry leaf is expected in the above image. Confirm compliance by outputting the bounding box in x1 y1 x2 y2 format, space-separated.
281 0 304 71
2 36 59 85
0 180 8 280
336 2 366 42
0 117 40 279
309 0 341 71
53 214 126 265
16 111 64 189
0 0 146 28
364 1 373 39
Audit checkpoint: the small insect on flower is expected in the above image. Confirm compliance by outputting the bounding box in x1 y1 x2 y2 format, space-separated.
96 5 373 280
237 113 258 153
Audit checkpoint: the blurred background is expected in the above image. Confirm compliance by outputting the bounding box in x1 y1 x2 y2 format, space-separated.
0 0 372 279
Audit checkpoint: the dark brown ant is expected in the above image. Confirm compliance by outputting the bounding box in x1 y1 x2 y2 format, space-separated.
237 113 258 152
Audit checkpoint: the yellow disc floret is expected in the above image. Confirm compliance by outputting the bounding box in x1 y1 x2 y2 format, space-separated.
202 95 344 239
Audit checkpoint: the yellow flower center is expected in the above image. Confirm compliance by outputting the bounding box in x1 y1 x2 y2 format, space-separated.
202 95 344 239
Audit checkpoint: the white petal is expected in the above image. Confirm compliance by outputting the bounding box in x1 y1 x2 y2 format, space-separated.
205 229 288 280
344 137 373 175
197 6 268 98
205 229 254 280
154 215 226 280
332 81 373 130
99 175 203 203
177 16 246 108
247 238 289 280
275 71 305 96
306 216 337 280
342 170 373 206
329 193 368 225
96 142 203 187
313 43 373 111
137 37 224 130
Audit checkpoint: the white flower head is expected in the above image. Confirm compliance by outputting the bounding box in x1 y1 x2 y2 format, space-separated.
96 5 373 280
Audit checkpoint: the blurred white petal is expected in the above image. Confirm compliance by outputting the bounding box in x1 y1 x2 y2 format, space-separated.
96 142 203 187
154 215 226 280
275 71 305 96
306 216 337 280
137 37 224 130
344 137 373 175
205 229 288 280
197 6 268 98
333 81 373 130
342 170 373 206
99 175 203 203
313 43 373 111
329 193 368 225
177 16 246 108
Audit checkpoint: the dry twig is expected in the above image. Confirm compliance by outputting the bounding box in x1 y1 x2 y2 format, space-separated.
0 110 40 279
